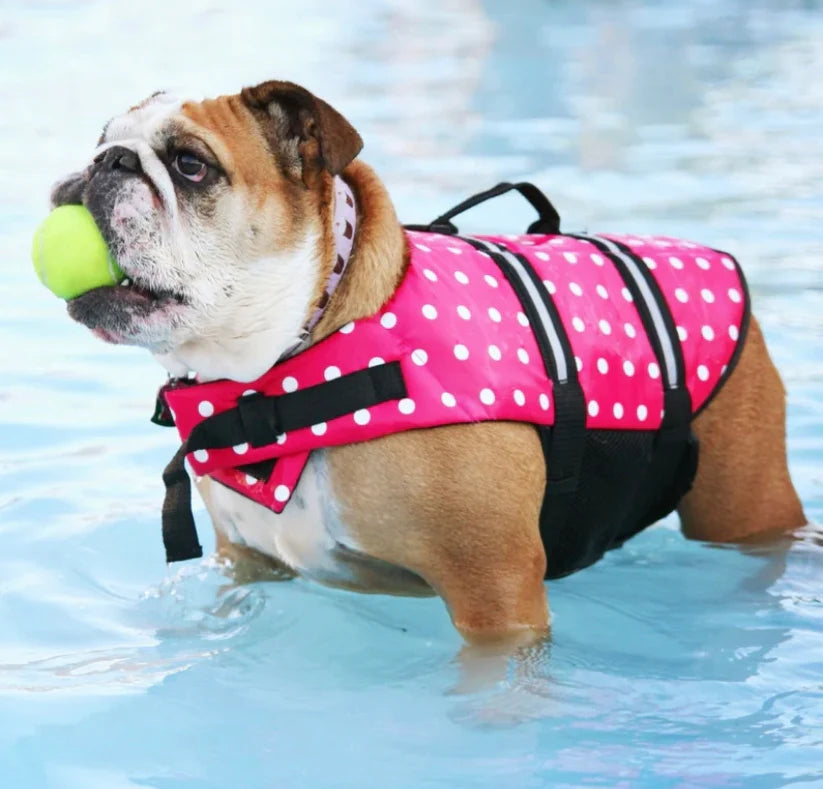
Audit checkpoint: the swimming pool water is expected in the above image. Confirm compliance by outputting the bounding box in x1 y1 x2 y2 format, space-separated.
1 1 822 787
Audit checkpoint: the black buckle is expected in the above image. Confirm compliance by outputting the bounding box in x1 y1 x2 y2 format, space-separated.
237 393 282 447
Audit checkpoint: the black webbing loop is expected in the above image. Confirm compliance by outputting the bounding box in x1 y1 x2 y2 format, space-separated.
405 182 561 236
187 361 407 452
161 441 203 563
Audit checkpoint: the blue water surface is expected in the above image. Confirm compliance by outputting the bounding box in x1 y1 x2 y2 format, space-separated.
1 1 822 787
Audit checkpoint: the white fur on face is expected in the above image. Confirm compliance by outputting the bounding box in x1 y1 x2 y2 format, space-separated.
84 92 324 382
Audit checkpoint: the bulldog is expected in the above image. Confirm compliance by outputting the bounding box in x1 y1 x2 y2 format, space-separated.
51 80 806 645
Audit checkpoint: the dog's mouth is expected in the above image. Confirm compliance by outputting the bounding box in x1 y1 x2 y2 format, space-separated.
67 274 188 345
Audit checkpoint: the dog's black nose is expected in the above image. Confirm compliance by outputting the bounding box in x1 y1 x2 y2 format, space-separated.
94 145 142 175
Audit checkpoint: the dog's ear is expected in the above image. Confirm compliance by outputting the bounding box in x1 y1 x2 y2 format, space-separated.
241 80 363 185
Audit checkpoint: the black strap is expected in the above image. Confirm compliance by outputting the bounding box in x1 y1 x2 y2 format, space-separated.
187 361 407 452
161 442 203 563
568 234 692 444
460 236 587 526
405 182 561 236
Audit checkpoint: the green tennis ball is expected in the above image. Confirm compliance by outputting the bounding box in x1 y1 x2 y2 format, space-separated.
32 205 124 300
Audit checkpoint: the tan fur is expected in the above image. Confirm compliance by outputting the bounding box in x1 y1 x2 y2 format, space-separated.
326 422 550 642
679 316 806 540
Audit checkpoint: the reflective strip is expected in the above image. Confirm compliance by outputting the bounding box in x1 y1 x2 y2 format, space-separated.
579 234 678 388
472 238 569 382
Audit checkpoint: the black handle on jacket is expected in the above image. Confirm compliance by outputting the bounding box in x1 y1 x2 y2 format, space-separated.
405 181 561 235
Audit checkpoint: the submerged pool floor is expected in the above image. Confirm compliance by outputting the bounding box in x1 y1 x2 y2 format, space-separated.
1 1 822 787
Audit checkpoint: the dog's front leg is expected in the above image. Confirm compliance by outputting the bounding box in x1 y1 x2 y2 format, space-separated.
326 421 551 643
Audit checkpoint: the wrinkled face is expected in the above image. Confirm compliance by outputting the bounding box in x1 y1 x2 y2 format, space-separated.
53 82 362 381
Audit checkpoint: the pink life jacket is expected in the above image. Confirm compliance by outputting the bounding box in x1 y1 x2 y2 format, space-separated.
157 184 749 576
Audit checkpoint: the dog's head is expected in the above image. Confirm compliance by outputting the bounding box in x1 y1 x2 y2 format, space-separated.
53 81 362 380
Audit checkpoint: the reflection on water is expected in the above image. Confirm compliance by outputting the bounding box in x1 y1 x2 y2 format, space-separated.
1 1 822 787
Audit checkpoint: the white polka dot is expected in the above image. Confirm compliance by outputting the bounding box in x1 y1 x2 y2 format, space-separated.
701 288 715 304
244 474 257 486
457 305 471 320
697 365 710 381
233 442 249 455
242 389 257 397
422 304 438 320
535 251 549 261
398 398 416 415
311 422 327 436
613 403 624 419
648 362 660 379
369 356 385 367
677 326 688 341
282 376 298 393
484 274 499 288
624 322 637 339
701 325 715 341
514 389 526 406
643 256 657 269
621 287 633 302
454 344 469 360
441 392 456 408
198 400 214 417
696 256 711 270
543 280 557 295
637 404 648 421
454 271 469 285
572 316 586 333
479 388 495 405
193 449 209 463
549 237 565 245
276 433 287 445
596 284 609 299
563 252 578 264
569 281 583 297
669 256 684 270
339 321 355 334
575 356 583 372
587 400 600 417
539 393 550 410
266 483 289 504
411 349 428 366
517 311 529 327
380 312 397 329
488 344 502 361
517 348 530 364
623 360 635 376
324 365 341 381
414 243 431 252
597 357 609 374
721 256 735 270
590 253 605 266
353 409 371 425
423 268 438 282
488 307 502 323
675 288 689 303
446 246 462 255
598 319 612 335
728 288 741 303
729 324 739 341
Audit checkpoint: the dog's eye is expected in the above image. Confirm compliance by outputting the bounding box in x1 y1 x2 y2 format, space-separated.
172 152 207 182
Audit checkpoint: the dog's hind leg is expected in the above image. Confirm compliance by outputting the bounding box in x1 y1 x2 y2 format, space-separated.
678 315 806 542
